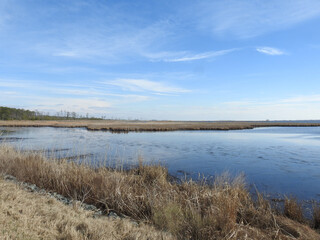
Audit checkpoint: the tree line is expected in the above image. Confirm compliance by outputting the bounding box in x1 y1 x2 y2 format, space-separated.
0 106 102 120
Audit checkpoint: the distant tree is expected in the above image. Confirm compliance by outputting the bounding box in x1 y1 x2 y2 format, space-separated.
0 106 103 121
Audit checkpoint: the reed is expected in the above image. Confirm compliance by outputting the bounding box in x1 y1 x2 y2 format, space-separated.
0 145 319 239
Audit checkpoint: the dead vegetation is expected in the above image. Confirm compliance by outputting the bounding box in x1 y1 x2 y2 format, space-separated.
284 197 305 223
0 145 319 239
313 204 320 229
1 120 320 132
0 177 174 240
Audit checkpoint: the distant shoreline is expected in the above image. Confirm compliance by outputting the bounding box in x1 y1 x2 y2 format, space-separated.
1 120 320 133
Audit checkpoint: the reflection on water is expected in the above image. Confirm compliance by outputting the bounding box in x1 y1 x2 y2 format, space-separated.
1 126 320 201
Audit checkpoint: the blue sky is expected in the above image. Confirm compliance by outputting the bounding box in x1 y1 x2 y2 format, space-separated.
1 0 320 120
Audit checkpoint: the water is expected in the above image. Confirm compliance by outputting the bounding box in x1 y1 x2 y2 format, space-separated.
1 126 320 201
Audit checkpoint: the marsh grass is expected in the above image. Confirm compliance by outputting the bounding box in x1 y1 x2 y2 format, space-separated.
0 177 173 240
0 145 319 239
312 204 320 229
2 119 320 133
284 197 305 223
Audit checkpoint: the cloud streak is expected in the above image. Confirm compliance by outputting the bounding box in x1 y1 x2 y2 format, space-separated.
164 49 237 62
256 47 284 56
0 78 152 103
281 95 320 103
222 94 320 108
105 79 191 94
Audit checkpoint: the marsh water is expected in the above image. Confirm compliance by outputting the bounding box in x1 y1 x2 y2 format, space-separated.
1 126 320 201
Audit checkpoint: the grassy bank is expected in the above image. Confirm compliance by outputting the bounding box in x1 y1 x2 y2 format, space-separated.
0 146 319 239
0 178 173 240
1 120 320 132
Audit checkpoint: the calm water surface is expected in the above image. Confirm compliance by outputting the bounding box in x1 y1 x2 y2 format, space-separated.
1 126 320 201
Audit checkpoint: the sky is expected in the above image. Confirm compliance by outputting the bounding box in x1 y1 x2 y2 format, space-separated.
1 0 320 120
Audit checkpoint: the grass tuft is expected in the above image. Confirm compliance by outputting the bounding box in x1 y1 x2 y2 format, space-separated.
313 204 320 229
284 197 305 223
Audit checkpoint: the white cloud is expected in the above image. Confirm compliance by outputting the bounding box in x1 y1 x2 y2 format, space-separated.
161 95 320 120
0 79 29 88
143 51 188 62
53 51 79 57
164 49 237 62
194 0 320 38
0 78 152 102
215 94 320 120
0 90 113 115
1 91 18 96
256 47 284 56
105 79 191 94
25 98 111 114
281 95 320 103
56 88 150 102
222 94 320 107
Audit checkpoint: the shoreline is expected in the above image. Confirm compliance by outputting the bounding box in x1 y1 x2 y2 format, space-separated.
1 120 320 133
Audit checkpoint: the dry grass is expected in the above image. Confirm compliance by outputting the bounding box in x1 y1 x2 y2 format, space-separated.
0 178 174 240
0 145 319 239
1 120 320 132
284 197 305 223
313 204 320 229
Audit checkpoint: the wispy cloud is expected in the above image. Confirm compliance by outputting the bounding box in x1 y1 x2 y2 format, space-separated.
281 95 320 103
1 91 18 96
200 95 320 120
2 1 174 64
56 88 150 102
53 51 79 57
256 47 284 56
0 92 112 114
44 14 174 64
30 98 112 114
222 94 320 107
105 79 191 94
0 78 152 102
164 49 237 62
35 21 171 63
194 0 320 38
0 79 30 88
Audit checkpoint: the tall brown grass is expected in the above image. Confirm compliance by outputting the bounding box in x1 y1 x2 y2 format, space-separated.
0 145 319 239
0 178 175 240
313 204 320 229
284 197 305 223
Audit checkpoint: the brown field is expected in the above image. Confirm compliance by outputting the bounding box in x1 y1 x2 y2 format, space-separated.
1 120 320 132
1 146 320 239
